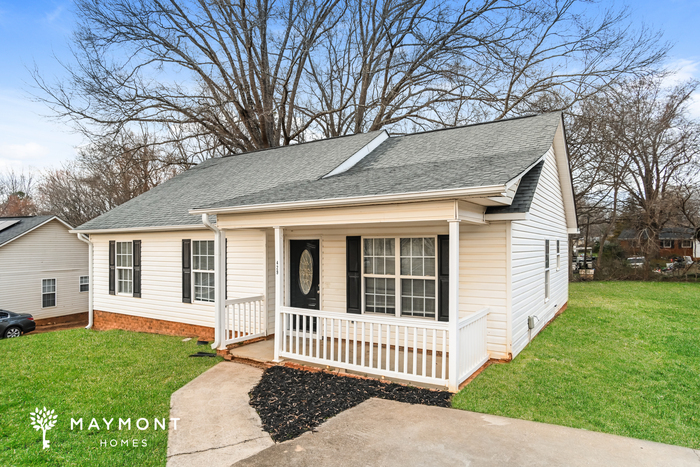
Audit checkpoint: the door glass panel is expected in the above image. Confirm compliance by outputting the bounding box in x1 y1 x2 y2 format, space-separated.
299 249 314 295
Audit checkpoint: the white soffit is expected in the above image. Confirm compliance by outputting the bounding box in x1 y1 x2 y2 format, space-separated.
323 131 390 178
0 219 19 232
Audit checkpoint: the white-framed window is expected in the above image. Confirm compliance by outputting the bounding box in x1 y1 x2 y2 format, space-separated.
544 240 550 301
363 237 437 319
116 241 133 295
79 275 89 292
661 239 673 249
681 239 692 249
42 279 56 308
193 240 215 302
556 240 561 271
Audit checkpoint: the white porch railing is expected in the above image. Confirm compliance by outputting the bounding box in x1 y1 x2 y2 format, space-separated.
456 307 490 385
223 295 266 346
279 306 450 386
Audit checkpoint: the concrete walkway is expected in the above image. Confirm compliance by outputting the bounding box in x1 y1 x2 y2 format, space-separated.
233 398 700 467
166 362 273 467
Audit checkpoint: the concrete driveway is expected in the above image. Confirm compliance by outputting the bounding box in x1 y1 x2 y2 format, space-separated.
233 398 700 467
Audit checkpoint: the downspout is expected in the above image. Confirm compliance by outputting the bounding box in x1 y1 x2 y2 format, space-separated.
202 214 225 350
76 233 94 329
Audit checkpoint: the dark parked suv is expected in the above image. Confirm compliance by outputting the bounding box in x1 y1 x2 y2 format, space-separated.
0 310 36 338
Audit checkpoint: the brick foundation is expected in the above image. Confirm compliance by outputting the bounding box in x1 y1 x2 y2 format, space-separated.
35 312 89 328
93 310 215 340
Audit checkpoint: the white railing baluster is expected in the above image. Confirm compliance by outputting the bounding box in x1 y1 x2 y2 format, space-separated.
386 324 391 371
422 328 427 377
394 325 399 373
412 327 418 376
431 329 437 379
377 323 382 371
369 323 374 369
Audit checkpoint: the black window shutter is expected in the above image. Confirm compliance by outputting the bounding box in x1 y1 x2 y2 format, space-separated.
132 240 142 298
346 236 361 314
437 235 449 322
109 240 116 295
182 239 191 303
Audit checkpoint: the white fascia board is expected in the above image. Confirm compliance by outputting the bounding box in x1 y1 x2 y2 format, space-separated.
189 184 507 216
69 224 209 235
0 216 73 249
504 154 546 191
323 131 390 178
567 228 581 235
485 212 531 221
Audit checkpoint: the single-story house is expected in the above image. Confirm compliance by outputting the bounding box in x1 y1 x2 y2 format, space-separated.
72 112 577 391
618 227 699 260
0 216 89 326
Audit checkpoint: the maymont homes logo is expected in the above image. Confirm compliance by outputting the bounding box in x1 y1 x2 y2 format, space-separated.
29 407 180 449
29 407 58 449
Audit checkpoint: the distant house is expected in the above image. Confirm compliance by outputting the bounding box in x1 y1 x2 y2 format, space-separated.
618 227 699 260
72 112 577 391
0 216 89 326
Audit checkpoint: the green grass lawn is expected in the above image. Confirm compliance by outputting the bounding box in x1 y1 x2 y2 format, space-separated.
0 329 222 466
453 281 700 449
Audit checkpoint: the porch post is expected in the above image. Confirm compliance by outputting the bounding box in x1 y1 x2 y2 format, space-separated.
215 229 227 350
448 219 461 391
273 226 284 362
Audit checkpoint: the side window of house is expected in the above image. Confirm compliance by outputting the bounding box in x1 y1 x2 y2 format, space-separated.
682 239 692 249
544 240 550 301
362 237 437 319
79 275 89 292
116 241 133 294
193 240 215 302
556 240 561 271
42 279 56 308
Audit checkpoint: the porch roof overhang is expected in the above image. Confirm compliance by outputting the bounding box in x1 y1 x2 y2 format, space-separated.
189 184 508 217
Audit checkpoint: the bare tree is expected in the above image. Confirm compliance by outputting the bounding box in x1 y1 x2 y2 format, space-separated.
0 169 38 217
33 0 667 160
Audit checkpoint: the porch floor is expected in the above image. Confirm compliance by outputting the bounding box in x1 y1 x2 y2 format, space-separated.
229 338 449 390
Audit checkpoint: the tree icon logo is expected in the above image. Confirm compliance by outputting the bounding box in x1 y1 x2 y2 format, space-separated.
30 407 58 449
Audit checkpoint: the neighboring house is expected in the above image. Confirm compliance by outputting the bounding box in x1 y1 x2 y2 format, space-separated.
73 112 577 391
618 227 699 260
0 216 89 325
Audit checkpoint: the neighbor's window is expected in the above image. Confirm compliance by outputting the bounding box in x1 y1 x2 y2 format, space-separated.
661 239 673 249
79 275 89 292
42 279 56 308
116 241 133 294
193 240 215 302
556 240 561 271
544 240 550 301
363 237 436 319
681 240 692 249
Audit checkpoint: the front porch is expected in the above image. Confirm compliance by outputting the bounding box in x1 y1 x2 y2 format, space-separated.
205 200 500 391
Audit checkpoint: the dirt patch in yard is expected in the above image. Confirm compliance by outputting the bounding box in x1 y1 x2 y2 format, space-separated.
249 366 451 442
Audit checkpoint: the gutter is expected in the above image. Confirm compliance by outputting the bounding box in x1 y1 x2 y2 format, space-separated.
76 233 94 329
201 214 226 350
189 184 508 216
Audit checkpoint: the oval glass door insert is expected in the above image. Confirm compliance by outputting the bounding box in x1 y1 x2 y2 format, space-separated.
299 249 313 295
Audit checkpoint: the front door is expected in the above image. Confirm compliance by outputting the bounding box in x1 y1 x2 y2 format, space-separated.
289 240 320 332
290 240 320 309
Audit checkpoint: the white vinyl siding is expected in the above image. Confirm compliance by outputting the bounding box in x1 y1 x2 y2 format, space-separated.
42 279 56 308
92 231 216 328
0 219 88 320
511 146 569 358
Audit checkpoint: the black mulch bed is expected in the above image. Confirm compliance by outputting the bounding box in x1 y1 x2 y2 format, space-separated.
249 366 452 442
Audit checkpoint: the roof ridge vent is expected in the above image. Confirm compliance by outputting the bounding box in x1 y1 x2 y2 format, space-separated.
322 131 389 178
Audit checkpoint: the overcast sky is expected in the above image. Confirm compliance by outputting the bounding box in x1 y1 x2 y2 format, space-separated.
0 0 698 172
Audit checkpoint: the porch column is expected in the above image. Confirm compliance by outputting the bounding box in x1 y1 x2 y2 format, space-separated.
273 226 284 362
214 229 227 350
448 219 461 391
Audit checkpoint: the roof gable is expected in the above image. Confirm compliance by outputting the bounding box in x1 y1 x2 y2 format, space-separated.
0 216 70 248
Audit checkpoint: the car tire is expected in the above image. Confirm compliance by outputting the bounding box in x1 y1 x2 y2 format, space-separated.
4 326 22 338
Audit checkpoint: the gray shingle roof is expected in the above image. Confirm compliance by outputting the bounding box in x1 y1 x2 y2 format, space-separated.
77 112 562 231
0 216 59 247
485 160 544 215
199 113 562 211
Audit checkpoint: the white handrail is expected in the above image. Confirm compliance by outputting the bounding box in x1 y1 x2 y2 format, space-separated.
280 306 450 330
226 295 265 306
458 307 490 328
